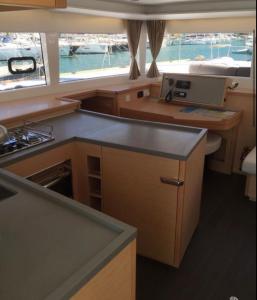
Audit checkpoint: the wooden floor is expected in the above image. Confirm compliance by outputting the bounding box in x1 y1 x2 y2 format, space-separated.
137 171 256 300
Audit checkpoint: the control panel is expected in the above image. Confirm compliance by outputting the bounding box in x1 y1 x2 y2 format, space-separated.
161 73 232 107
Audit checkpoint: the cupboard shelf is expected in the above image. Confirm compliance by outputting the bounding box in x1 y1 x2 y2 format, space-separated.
88 173 102 179
88 156 101 174
87 155 102 211
90 196 102 211
89 192 102 199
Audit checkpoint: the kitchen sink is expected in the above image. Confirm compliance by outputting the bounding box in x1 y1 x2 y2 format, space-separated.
0 185 17 201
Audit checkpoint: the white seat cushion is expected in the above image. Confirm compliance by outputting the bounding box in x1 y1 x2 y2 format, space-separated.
242 147 256 175
206 133 222 156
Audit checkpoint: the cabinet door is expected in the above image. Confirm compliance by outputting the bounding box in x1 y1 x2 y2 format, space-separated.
0 0 66 8
71 241 136 300
102 147 180 266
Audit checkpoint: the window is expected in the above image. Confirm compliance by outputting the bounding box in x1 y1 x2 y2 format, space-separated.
0 33 47 91
59 34 130 82
146 33 254 77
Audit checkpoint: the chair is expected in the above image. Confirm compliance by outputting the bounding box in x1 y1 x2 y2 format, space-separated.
206 133 222 156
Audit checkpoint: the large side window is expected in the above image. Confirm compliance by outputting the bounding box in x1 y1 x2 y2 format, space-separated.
59 33 130 82
146 32 254 77
0 33 47 91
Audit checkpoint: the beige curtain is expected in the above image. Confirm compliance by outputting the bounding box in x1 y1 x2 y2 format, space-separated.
127 20 143 80
147 20 166 78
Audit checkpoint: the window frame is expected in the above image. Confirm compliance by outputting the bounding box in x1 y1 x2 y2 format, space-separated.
146 31 255 79
58 33 131 83
0 32 48 92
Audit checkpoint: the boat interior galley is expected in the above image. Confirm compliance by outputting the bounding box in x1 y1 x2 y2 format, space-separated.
0 0 256 300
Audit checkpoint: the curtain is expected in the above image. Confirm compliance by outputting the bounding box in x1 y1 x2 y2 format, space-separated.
147 20 166 78
127 20 143 80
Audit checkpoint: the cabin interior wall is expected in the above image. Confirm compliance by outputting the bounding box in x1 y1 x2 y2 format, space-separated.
0 10 126 33
166 17 257 33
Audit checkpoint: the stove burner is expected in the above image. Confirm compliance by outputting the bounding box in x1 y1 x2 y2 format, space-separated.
0 123 54 159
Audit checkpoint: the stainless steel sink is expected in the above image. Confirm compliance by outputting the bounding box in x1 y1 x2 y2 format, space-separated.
0 185 17 201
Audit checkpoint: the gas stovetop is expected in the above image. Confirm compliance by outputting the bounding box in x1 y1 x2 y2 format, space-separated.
0 122 54 159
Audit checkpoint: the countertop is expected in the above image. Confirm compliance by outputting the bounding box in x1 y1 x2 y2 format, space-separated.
0 169 136 300
0 109 206 300
60 81 160 99
0 97 80 127
119 98 242 131
0 110 207 167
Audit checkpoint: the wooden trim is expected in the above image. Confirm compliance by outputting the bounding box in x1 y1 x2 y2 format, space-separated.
131 241 137 300
174 160 186 267
71 240 136 300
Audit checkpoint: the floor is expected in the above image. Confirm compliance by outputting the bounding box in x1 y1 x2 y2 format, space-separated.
137 171 256 300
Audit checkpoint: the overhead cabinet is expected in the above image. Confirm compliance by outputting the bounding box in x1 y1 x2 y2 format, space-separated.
0 0 66 10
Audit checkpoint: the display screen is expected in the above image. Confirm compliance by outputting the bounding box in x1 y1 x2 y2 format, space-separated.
176 80 191 90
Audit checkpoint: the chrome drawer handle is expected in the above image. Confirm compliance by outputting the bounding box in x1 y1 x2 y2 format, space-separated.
160 177 184 187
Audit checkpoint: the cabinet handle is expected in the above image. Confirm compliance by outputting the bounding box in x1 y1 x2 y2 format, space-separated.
160 177 184 187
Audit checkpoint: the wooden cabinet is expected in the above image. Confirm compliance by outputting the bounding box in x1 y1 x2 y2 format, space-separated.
102 148 180 266
71 240 136 300
0 0 66 10
102 138 206 267
5 142 102 206
5 138 206 267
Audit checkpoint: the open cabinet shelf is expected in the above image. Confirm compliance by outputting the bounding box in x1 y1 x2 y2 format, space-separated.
89 196 102 211
87 156 102 211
